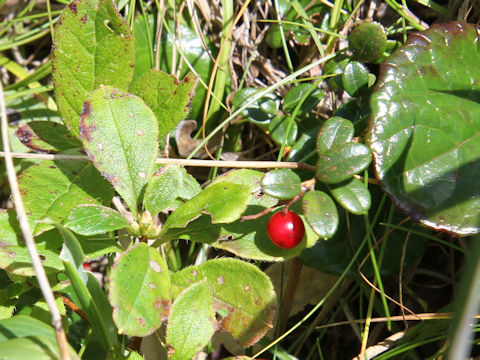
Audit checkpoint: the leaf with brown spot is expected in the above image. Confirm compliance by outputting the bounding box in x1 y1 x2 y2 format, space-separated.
79 86 158 217
171 258 276 347
129 70 197 139
109 243 171 337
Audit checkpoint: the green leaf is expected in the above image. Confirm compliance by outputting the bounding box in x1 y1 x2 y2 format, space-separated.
323 54 349 90
0 336 76 359
288 125 321 162
261 169 302 200
302 190 338 239
282 83 323 114
130 70 197 139
348 22 388 63
109 243 170 337
316 116 354 154
79 85 159 217
18 159 114 235
268 114 298 146
209 169 278 208
0 210 63 276
160 183 250 231
232 88 279 126
0 315 82 360
329 178 371 215
64 204 128 236
171 258 276 347
341 61 369 97
143 165 183 214
15 121 82 153
132 14 155 83
316 143 371 184
368 22 480 235
166 281 214 360
52 0 134 136
55 222 118 349
107 347 144 360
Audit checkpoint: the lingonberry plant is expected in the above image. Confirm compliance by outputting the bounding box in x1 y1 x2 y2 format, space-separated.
2 0 480 358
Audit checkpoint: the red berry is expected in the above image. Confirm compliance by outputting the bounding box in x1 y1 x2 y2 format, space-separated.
267 210 305 249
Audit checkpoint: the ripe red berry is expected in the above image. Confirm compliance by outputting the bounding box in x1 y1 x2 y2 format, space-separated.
267 210 305 249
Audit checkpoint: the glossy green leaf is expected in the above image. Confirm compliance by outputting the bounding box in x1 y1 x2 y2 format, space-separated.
52 0 134 136
171 258 276 347
348 22 388 63
55 222 118 349
130 70 197 139
341 61 369 97
268 114 298 146
316 116 354 154
143 165 183 214
64 204 128 236
288 125 320 162
302 190 338 239
79 85 158 217
15 121 82 153
18 159 113 235
323 54 349 90
261 169 301 200
109 243 170 337
368 22 480 235
316 143 371 184
166 281 214 360
232 88 279 126
160 183 250 232
283 83 323 114
266 24 285 49
329 177 371 215
0 210 63 276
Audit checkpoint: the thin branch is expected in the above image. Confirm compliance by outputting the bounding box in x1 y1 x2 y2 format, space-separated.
0 151 317 171
0 84 71 359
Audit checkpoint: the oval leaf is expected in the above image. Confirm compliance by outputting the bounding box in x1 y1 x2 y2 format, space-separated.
268 115 298 146
79 85 159 217
348 22 388 63
166 281 214 360
302 190 339 239
171 258 276 347
109 243 171 337
317 116 354 154
261 169 302 200
18 159 114 235
130 70 197 139
161 182 250 231
52 0 134 136
316 143 371 184
329 178 371 215
341 61 369 97
64 204 128 236
143 165 183 214
368 22 480 235
0 210 63 276
282 83 323 114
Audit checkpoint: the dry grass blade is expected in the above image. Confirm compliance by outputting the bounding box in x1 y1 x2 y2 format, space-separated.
0 84 70 357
